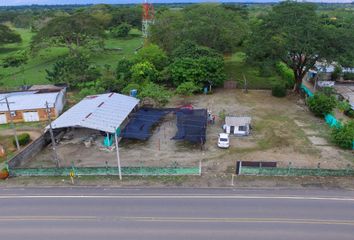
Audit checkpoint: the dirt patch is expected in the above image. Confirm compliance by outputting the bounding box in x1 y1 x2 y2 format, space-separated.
23 90 353 178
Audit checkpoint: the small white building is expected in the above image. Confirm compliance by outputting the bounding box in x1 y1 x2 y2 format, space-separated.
224 116 251 136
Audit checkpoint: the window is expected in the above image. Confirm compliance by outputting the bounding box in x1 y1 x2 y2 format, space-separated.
238 125 247 131
10 111 16 117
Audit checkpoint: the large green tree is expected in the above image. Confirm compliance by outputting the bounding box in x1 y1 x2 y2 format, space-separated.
0 25 21 45
150 4 247 53
31 13 104 53
246 1 354 93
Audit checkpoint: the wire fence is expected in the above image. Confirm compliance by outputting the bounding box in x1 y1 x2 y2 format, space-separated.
8 165 201 177
239 166 354 177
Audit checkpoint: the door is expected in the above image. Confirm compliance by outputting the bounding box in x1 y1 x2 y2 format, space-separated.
230 126 235 134
23 111 40 122
0 114 7 124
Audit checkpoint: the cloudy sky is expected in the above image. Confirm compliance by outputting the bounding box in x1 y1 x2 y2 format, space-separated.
0 0 352 6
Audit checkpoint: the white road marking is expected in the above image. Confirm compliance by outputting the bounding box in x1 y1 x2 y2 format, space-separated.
0 195 354 201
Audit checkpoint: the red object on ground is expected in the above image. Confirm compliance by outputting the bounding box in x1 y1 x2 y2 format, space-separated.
0 169 9 180
178 104 194 110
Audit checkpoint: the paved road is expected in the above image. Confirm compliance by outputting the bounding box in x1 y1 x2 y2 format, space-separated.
0 187 354 240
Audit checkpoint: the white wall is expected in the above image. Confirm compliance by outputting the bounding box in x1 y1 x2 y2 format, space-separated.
225 124 250 136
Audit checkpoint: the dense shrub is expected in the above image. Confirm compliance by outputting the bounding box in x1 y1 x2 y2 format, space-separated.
343 72 354 80
110 23 132 38
176 81 200 96
13 133 30 147
307 93 337 117
345 109 354 118
271 84 287 97
331 121 354 149
276 62 294 89
139 82 170 106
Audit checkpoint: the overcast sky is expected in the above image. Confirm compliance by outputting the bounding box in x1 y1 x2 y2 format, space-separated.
0 0 352 6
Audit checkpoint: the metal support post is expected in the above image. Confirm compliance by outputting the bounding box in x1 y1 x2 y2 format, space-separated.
115 128 122 180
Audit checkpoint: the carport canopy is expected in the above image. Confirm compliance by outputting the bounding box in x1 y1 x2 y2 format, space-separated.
48 93 139 133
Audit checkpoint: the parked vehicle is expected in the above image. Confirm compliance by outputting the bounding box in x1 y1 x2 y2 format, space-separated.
218 133 230 148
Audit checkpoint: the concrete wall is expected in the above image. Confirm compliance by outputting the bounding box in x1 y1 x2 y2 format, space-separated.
7 132 50 168
0 108 57 124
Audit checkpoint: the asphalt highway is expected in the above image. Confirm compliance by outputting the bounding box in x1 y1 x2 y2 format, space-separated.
0 187 353 240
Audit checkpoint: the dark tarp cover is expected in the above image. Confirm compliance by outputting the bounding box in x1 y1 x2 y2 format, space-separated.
121 108 171 140
172 109 207 144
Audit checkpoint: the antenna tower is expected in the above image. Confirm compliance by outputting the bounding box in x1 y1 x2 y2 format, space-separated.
142 0 154 39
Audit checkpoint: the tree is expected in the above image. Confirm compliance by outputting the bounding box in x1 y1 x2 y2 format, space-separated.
116 58 134 81
0 25 21 45
46 53 101 87
150 4 247 53
110 23 131 38
331 121 354 149
135 44 168 70
169 56 226 87
246 1 354 93
130 61 159 84
31 13 104 54
176 81 200 96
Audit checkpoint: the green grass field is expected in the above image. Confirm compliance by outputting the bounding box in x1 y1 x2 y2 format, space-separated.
0 28 143 89
224 51 284 89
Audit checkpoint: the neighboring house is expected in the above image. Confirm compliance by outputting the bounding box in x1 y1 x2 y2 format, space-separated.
223 116 252 136
0 89 65 124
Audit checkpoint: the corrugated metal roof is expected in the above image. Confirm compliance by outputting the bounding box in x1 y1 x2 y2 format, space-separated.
49 93 139 133
225 116 251 126
0 92 59 111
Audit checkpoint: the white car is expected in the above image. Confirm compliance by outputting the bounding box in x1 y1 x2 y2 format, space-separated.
218 133 230 148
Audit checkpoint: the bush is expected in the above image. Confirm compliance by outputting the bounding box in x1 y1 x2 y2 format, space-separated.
110 23 132 38
343 72 354 80
176 82 200 96
122 83 141 95
13 133 30 147
276 62 294 89
331 121 354 149
307 93 337 117
271 84 287 98
345 109 354 118
139 82 170 106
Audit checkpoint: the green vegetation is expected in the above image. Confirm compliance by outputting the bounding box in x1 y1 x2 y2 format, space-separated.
176 81 200 96
331 121 354 149
13 133 30 147
271 84 287 98
225 51 284 89
307 93 337 117
246 1 354 92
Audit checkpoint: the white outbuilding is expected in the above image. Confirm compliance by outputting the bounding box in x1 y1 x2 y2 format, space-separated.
224 116 252 136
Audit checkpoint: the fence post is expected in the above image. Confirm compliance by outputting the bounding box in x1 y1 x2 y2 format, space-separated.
317 163 321 176
288 162 292 176
199 159 202 176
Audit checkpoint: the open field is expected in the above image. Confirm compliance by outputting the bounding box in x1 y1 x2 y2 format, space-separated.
23 90 353 172
0 28 143 89
224 51 285 89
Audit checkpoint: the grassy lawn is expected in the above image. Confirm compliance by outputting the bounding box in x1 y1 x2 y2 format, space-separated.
224 51 284 89
0 28 142 89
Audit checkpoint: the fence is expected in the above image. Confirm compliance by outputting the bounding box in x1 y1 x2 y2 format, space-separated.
301 84 354 149
9 165 201 177
239 165 354 177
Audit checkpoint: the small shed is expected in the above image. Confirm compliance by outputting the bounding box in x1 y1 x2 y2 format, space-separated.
224 116 251 136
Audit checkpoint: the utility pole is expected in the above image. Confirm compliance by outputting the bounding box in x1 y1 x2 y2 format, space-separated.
114 128 122 180
5 97 20 151
46 102 60 168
